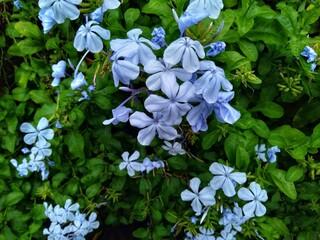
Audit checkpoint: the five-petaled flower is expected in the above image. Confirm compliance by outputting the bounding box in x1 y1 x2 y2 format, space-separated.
119 151 142 176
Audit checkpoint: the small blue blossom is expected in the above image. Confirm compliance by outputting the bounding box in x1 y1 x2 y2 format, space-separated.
267 146 280 163
74 20 110 53
129 112 179 146
186 0 224 19
31 141 52 160
162 141 186 155
102 0 121 11
13 0 22 9
301 46 317 63
90 7 104 22
216 228 237 240
219 203 250 232
190 216 198 224
255 144 267 162
78 91 90 102
164 37 205 73
207 41 226 57
88 85 96 92
21 147 30 154
209 162 246 197
212 91 241 124
51 60 67 86
151 27 166 47
140 157 165 173
181 177 216 215
10 158 29 177
38 7 57 34
71 72 87 90
119 151 143 176
237 182 268 217
195 227 215 240
311 62 317 71
55 121 62 129
103 106 133 125
20 117 54 145
38 0 82 24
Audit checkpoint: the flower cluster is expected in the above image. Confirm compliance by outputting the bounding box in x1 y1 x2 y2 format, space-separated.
10 117 54 180
119 151 165 176
255 144 281 163
43 199 99 239
180 162 268 239
301 46 318 71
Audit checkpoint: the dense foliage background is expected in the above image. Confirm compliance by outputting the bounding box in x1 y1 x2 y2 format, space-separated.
0 0 320 239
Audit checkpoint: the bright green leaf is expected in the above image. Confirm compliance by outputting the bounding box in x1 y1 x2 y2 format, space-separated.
250 101 284 118
269 169 297 199
14 21 42 39
124 8 140 29
286 165 305 182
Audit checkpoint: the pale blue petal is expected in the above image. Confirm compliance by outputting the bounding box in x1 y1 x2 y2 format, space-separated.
20 122 36 133
189 177 201 193
237 187 254 201
242 201 256 217
121 151 129 161
24 133 38 145
137 125 156 145
86 32 103 53
191 198 202 215
199 186 216 206
221 178 236 197
91 25 110 40
129 111 154 128
254 201 267 216
157 124 178 141
129 150 140 161
145 95 169 113
230 172 247 184
102 0 120 11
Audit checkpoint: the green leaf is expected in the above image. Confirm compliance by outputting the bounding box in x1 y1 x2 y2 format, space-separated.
250 101 284 118
139 178 151 195
124 8 140 29
303 5 320 26
252 119 270 138
168 156 187 170
269 169 297 199
133 227 149 238
52 173 68 188
64 130 85 159
85 183 101 198
164 210 178 223
310 123 320 148
142 0 172 18
5 191 24 207
286 165 305 182
8 39 44 56
268 125 306 148
276 2 298 35
12 87 30 102
236 16 254 36
6 116 18 134
202 130 220 150
34 103 56 120
293 101 320 128
2 134 16 153
238 39 258 62
29 90 51 104
236 146 250 170
14 21 42 39
151 207 162 222
224 133 245 163
264 217 290 237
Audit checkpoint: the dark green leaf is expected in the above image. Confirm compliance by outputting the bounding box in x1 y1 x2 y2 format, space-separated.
202 130 220 150
286 165 305 182
64 130 85 159
268 125 306 148
269 169 297 199
124 8 140 29
29 90 51 104
250 101 284 118
5 191 24 207
8 39 44 56
238 39 258 62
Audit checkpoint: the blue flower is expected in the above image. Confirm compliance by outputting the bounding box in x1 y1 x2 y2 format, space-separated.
186 0 224 19
140 157 165 173
38 0 82 24
209 162 246 197
74 20 110 53
194 60 233 104
110 28 160 66
311 62 317 71
78 91 90 102
163 37 205 73
219 203 250 232
216 228 237 240
13 0 22 9
20 117 54 145
151 27 166 47
195 227 215 240
144 78 195 125
267 146 280 163
301 46 317 63
237 182 268 217
181 177 216 215
119 151 143 176
90 7 104 22
207 41 226 57
103 106 133 125
51 60 67 86
162 141 186 155
71 72 87 90
31 141 52 160
10 158 29 176
172 9 209 36
255 144 267 162
38 7 57 34
212 91 241 124
144 59 192 91
186 95 213 132
129 112 179 146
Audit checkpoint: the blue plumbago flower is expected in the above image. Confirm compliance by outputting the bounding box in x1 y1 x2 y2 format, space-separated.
164 37 205 73
237 182 268 217
21 147 30 154
129 112 179 146
88 85 96 92
181 177 216 215
20 117 54 145
195 227 215 240
311 62 317 71
212 91 241 124
187 95 213 132
38 7 57 34
144 78 195 125
31 141 52 160
151 27 166 47
301 46 317 63
219 203 250 232
55 120 62 129
10 158 29 177
255 144 267 162
119 151 143 176
162 141 186 155
90 7 104 22
38 0 82 24
194 60 233 104
216 228 237 240
78 91 90 102
140 157 165 173
13 0 22 9
71 72 88 90
51 60 67 87
186 0 224 19
209 162 247 197
110 48 140 87
172 9 209 36
103 106 133 125
144 59 192 91
102 0 121 11
190 216 198 224
110 28 160 66
74 20 110 53
267 146 280 163
207 41 226 57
